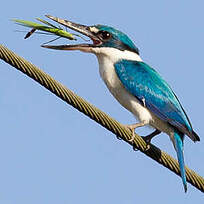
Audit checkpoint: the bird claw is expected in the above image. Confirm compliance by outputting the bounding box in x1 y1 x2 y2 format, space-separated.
142 135 152 144
124 124 136 142
142 136 153 151
132 144 139 151
116 135 122 140
142 129 161 151
123 123 157 151
124 124 139 151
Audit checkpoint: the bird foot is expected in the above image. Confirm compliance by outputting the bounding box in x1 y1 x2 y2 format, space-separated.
142 135 152 144
141 135 152 151
124 124 141 151
124 122 146 141
124 124 136 142
124 125 161 151
142 129 161 151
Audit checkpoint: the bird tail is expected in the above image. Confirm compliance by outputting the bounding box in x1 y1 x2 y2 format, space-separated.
192 130 200 142
173 130 187 192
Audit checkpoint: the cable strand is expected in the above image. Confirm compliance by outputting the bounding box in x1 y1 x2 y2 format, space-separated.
0 44 203 193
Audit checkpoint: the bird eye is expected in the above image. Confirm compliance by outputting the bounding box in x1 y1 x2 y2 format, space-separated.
98 31 111 40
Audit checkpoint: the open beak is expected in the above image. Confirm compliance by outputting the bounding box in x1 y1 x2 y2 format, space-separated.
41 15 101 52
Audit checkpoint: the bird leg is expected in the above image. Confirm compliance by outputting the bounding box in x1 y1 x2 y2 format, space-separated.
142 129 161 144
125 121 147 142
125 123 161 151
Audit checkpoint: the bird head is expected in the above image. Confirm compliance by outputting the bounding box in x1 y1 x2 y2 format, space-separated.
42 15 139 55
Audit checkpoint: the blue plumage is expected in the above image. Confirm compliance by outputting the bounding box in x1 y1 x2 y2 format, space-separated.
174 131 187 192
43 17 200 192
114 60 199 142
95 25 139 54
114 59 200 192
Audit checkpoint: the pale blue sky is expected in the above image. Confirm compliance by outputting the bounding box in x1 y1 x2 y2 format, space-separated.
1 0 203 203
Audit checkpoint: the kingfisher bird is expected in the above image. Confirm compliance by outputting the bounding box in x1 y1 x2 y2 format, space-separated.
42 15 200 192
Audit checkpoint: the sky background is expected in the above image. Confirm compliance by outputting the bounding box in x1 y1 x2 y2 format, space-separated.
1 0 203 203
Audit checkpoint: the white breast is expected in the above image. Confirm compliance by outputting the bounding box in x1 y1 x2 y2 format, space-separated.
94 48 153 124
92 47 174 136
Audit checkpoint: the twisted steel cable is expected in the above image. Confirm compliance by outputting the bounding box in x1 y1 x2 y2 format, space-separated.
0 44 203 193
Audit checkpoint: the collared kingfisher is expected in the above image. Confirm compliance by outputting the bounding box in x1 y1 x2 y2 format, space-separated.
42 15 200 192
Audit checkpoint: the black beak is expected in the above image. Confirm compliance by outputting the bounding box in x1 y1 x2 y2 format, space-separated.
41 15 101 51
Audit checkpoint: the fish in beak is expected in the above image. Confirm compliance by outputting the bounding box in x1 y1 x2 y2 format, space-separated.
41 15 102 52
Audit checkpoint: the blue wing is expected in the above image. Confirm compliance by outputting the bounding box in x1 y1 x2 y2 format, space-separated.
114 60 199 141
